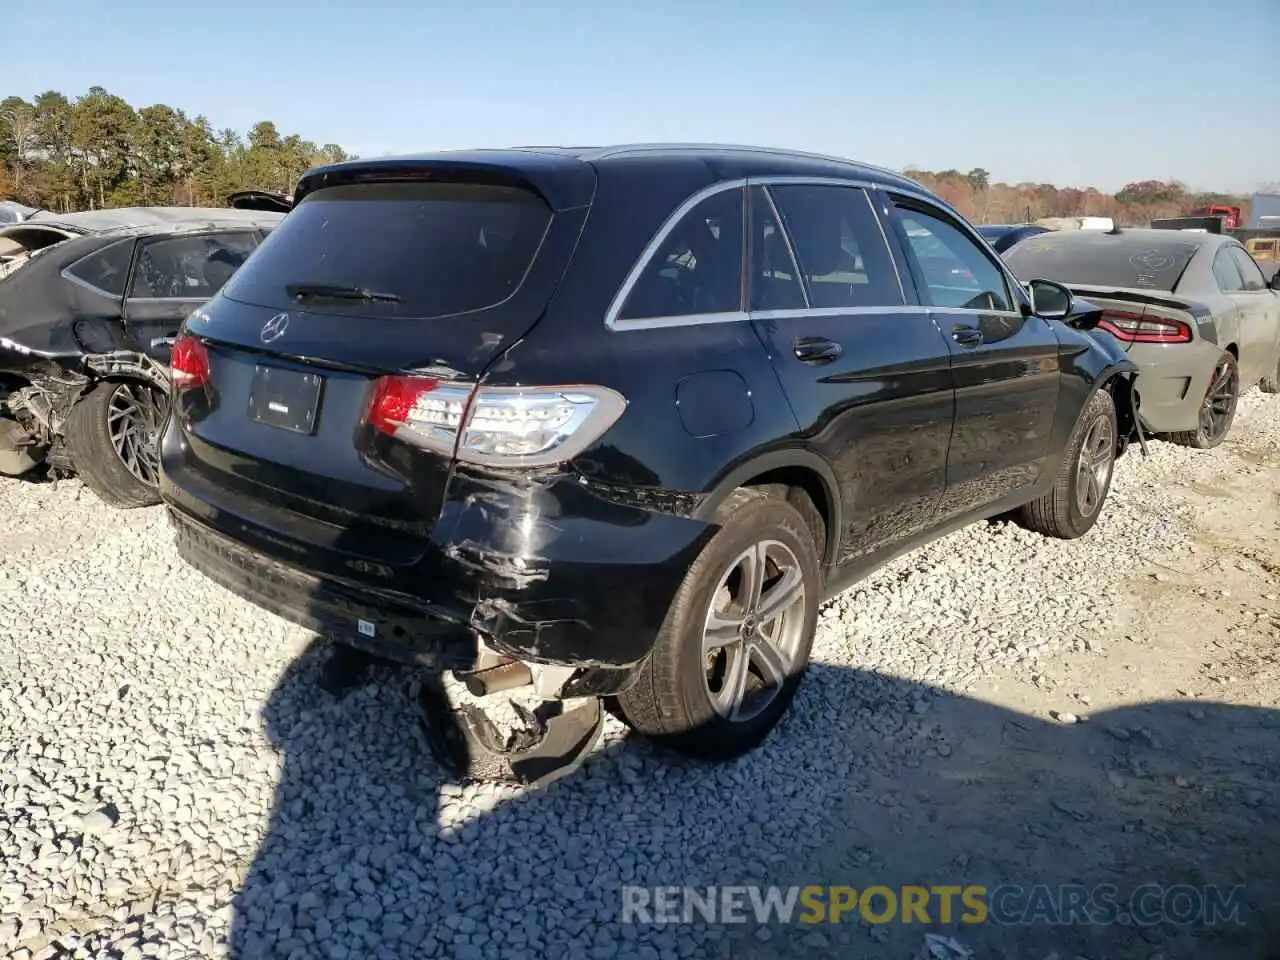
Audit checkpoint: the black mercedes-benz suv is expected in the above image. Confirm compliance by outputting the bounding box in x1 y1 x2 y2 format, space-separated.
159 144 1140 782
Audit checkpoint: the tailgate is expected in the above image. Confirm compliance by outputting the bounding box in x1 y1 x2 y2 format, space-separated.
168 168 593 573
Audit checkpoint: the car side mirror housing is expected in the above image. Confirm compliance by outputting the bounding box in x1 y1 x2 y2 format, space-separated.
1027 278 1074 320
1269 271 1280 292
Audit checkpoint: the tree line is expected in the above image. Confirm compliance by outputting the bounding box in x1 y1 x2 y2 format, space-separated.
904 167 1256 227
0 87 1260 222
0 87 352 212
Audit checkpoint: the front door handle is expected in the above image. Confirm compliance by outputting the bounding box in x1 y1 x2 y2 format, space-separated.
951 324 983 347
793 336 842 364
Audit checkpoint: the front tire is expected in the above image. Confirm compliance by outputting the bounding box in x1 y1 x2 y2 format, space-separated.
64 379 167 509
1015 387 1117 540
1169 351 1239 449
616 488 821 760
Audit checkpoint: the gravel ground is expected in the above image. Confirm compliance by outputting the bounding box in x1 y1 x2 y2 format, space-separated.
1 390 1278 959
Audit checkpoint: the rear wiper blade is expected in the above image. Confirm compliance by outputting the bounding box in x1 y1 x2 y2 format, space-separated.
286 282 402 303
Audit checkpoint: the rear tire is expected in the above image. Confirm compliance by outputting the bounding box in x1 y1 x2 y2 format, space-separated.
615 488 821 760
1169 351 1239 449
1015 388 1117 540
64 380 167 509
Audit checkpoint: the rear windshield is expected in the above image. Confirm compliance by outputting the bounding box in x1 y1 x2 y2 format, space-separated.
220 181 552 318
1003 233 1198 291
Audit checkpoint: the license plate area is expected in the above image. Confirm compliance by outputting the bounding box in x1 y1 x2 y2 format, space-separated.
247 364 324 435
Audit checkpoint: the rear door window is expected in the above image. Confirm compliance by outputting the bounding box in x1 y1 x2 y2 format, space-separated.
766 184 902 309
1228 246 1268 291
1212 248 1245 292
65 239 135 298
1003 234 1198 292
130 232 260 300
748 187 805 311
221 182 553 319
618 187 745 320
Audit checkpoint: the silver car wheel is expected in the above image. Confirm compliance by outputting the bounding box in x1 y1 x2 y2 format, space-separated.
701 539 807 723
1074 413 1114 518
106 382 166 487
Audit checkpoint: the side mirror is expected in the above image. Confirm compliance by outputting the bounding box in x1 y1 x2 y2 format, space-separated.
1269 271 1280 292
1027 278 1074 320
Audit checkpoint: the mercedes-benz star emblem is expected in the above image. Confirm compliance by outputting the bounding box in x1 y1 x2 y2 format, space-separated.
260 312 290 344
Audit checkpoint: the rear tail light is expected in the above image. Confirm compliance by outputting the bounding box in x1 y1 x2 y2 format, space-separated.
1097 310 1192 344
170 333 211 389
368 377 627 467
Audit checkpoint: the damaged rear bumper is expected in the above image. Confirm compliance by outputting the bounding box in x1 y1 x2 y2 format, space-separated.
160 461 715 694
169 507 478 669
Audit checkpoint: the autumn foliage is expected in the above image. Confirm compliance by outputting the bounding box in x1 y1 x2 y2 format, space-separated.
903 167 1252 227
0 87 1258 222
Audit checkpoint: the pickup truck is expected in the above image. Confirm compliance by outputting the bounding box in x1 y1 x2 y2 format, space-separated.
1247 237 1280 282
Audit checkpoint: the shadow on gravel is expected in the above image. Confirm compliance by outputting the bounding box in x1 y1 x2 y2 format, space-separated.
228 635 1280 960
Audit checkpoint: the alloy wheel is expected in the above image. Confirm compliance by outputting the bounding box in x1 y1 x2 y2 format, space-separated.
106 382 167 488
701 539 807 722
1074 414 1114 518
1198 358 1238 444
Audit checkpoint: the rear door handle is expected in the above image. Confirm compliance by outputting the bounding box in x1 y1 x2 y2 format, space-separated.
951 324 983 347
150 336 177 350
793 336 842 364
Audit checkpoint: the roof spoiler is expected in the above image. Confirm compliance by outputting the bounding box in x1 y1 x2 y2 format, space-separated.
226 190 294 213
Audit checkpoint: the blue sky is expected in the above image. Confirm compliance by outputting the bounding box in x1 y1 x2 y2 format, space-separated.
5 0 1278 193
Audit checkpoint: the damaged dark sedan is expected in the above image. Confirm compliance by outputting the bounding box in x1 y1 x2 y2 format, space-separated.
0 207 283 505
159 144 1143 785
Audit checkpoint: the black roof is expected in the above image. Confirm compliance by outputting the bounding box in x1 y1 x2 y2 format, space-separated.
296 143 924 210
518 142 914 180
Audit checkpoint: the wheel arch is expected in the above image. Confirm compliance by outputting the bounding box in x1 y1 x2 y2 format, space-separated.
694 448 842 567
1083 363 1138 448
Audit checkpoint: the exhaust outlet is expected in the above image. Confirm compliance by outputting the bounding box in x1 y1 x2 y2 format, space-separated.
461 660 533 697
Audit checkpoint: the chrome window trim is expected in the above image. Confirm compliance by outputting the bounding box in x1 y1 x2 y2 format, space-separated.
753 175 878 189
928 306 1025 319
126 296 210 305
606 174 930 332
756 185 810 310
747 304 1022 322
604 310 750 332
604 178 748 331
750 305 930 321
